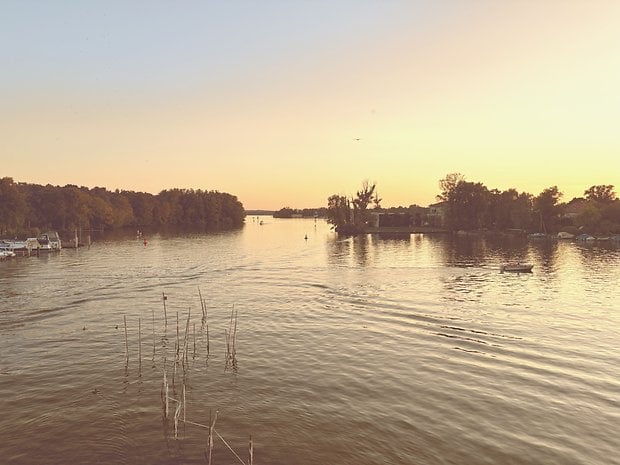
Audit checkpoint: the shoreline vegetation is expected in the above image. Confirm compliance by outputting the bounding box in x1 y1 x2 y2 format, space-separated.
0 177 245 239
320 176 619 237
3 174 619 241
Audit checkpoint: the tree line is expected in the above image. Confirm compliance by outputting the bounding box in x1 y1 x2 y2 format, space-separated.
436 173 619 235
272 207 327 218
0 177 245 237
326 176 620 235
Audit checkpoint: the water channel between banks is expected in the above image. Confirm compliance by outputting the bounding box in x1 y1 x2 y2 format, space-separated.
1 217 618 465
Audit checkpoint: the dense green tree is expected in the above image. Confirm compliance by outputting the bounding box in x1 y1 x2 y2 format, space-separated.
446 181 490 231
577 205 603 235
0 179 245 237
273 207 295 218
0 177 27 235
326 194 351 229
485 188 533 231
533 186 563 233
125 191 155 226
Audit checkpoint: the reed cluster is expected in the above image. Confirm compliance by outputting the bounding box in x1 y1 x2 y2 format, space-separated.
122 287 253 464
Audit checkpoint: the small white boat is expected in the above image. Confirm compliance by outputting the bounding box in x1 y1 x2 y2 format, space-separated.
500 263 533 273
0 250 16 260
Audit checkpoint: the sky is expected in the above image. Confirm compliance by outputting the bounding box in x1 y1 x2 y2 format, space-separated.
1 1 619 210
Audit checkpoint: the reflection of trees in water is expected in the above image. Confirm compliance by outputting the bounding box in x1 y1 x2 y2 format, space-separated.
325 235 374 267
352 235 371 266
574 242 620 274
485 235 530 263
427 235 489 267
428 234 540 268
528 240 559 272
325 236 353 267
327 234 414 267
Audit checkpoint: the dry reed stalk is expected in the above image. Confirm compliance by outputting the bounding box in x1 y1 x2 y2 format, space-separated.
232 309 238 359
225 306 239 369
198 287 207 322
138 317 142 373
183 309 191 366
249 435 254 465
163 369 169 419
176 312 180 362
225 329 230 363
123 315 129 366
214 429 246 465
162 292 168 326
207 410 218 465
161 356 167 394
206 324 210 355
174 401 181 439
152 306 156 360
182 383 186 424
173 351 177 387
193 322 196 358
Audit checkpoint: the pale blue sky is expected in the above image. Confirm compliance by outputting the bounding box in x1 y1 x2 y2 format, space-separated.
2 1 618 209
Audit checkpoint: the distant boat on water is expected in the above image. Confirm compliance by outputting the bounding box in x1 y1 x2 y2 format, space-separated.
500 263 533 273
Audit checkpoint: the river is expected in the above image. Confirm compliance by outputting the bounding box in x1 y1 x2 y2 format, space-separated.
1 217 618 465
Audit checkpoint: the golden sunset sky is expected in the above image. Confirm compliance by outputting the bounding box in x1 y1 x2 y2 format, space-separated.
1 1 619 209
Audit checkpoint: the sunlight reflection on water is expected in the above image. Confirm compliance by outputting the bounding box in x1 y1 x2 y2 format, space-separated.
1 219 619 464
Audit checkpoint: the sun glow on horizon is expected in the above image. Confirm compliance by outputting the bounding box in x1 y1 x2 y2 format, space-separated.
1 2 618 210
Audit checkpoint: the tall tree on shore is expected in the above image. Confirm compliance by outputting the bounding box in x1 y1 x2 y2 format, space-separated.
533 186 563 233
352 180 377 226
485 188 533 230
584 185 616 203
437 173 465 202
448 181 490 231
326 194 351 229
437 174 490 231
0 177 27 235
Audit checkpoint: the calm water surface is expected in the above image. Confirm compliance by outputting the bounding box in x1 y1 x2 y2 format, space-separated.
1 218 619 465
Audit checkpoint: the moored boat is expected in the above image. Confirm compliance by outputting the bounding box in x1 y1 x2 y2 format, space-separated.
500 263 533 273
